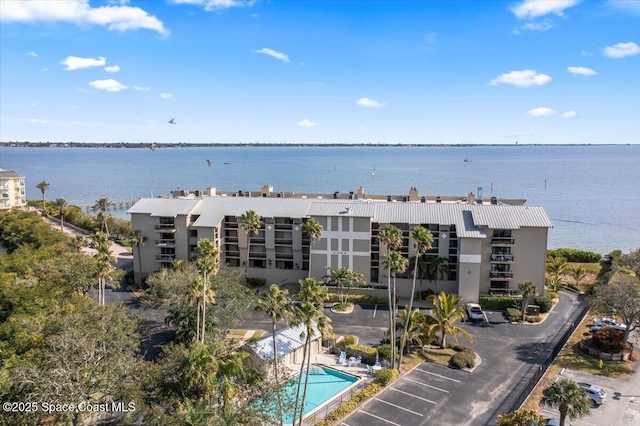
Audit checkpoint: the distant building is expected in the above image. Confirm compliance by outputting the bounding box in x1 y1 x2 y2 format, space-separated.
128 186 553 302
0 169 26 211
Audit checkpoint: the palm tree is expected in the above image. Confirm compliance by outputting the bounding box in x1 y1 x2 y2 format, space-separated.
297 277 328 306
426 256 450 294
399 225 433 369
215 352 259 414
426 292 473 349
540 378 591 426
546 256 567 281
396 307 434 355
188 277 205 343
546 276 565 292
179 342 219 402
518 280 537 321
35 180 50 212
69 234 86 253
408 255 429 296
238 210 262 276
91 231 115 306
129 230 147 286
93 197 114 236
568 264 587 288
324 267 364 307
302 217 323 278
377 225 403 369
382 250 407 369
53 198 69 232
196 238 220 344
255 284 295 426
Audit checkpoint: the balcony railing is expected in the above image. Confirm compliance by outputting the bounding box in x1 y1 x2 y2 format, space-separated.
225 237 239 243
491 237 515 245
251 238 266 244
155 254 176 262
491 254 515 262
276 253 294 259
249 252 267 259
275 239 293 245
155 239 176 247
225 251 240 258
154 224 176 232
275 224 292 230
490 271 514 279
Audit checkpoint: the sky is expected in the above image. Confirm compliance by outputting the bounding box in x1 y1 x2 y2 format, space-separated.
1 0 639 145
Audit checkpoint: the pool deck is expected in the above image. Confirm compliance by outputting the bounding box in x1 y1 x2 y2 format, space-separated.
288 349 374 379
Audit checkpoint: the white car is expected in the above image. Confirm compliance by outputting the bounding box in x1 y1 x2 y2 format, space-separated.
546 420 571 426
590 317 627 332
466 303 484 321
577 382 607 406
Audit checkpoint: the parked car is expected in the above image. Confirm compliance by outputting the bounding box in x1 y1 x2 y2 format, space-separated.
590 317 627 332
577 382 607 406
466 303 485 321
545 419 571 426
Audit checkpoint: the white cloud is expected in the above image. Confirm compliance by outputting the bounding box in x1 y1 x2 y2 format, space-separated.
489 70 551 87
562 111 577 118
0 0 168 35
511 0 580 19
61 56 106 70
514 19 553 34
567 66 597 76
160 93 173 99
297 119 318 128
104 65 120 73
606 0 640 15
356 97 386 108
27 118 49 124
424 31 437 49
89 79 127 92
581 50 594 56
133 85 149 91
26 51 38 57
527 107 555 116
253 48 290 63
171 0 255 12
603 42 640 58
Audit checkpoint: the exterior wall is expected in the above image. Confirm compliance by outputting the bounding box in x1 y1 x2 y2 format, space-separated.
458 238 483 303
512 227 548 296
130 213 162 284
0 174 26 210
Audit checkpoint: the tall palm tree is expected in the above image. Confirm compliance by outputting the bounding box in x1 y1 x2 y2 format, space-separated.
129 230 147 286
188 276 205 343
568 264 587 288
518 280 538 321
35 180 50 212
546 256 567 281
302 217 323 278
408 255 429 296
215 352 260 414
426 292 473 349
377 225 403 369
324 267 364 307
540 378 591 426
91 231 115 306
179 342 219 403
382 250 407 369
69 234 86 253
255 284 295 426
396 306 434 355
546 276 565 292
238 210 262 276
399 225 433 369
297 277 328 306
53 198 69 232
196 238 220 344
426 256 450 294
93 197 114 236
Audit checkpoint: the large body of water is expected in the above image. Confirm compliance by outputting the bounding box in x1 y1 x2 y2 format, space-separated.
1 145 638 254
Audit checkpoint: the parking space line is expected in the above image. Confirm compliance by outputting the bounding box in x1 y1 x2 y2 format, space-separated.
414 367 461 383
340 423 351 426
375 398 424 416
389 387 437 404
404 377 450 393
373 305 377 317
359 410 402 425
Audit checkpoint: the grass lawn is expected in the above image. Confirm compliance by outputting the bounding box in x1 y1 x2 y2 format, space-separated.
420 348 458 366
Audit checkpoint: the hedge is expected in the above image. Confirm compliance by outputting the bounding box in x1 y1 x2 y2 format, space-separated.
547 248 602 263
450 350 475 369
344 344 378 364
534 296 553 313
374 368 398 386
506 308 522 322
546 290 559 300
315 383 382 426
246 277 267 288
479 296 521 311
326 293 389 305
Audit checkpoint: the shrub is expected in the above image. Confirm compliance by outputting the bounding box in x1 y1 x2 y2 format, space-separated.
323 332 340 348
592 328 625 353
534 296 553 313
547 248 602 263
326 293 388 305
246 277 267 288
317 383 382 425
450 350 475 369
344 344 378 364
525 315 542 323
479 296 521 311
342 335 357 346
506 308 522 322
376 344 398 362
374 368 398 386
546 290 559 300
447 343 474 354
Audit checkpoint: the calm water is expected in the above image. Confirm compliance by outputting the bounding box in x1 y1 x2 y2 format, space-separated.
1 145 638 254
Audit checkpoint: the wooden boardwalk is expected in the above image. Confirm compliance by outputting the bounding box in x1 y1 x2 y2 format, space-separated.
82 199 140 212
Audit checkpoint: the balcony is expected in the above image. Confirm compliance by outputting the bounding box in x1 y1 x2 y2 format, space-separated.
249 252 267 259
275 238 293 245
225 251 240 258
225 237 239 243
155 239 176 247
275 223 292 230
251 238 266 244
155 254 176 262
491 254 515 262
154 224 176 232
276 253 294 259
490 271 514 279
491 237 515 245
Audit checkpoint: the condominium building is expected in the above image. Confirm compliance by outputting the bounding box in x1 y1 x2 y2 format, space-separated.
128 186 553 302
0 169 26 211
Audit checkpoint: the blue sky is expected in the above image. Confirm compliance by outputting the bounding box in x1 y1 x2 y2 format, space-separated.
1 0 639 144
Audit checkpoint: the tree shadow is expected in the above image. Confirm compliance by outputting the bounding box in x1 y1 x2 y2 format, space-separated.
513 341 553 365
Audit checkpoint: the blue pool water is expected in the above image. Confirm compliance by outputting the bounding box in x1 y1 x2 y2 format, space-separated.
268 366 359 424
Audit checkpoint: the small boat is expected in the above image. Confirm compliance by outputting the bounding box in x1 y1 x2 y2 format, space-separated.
224 161 231 165
464 158 472 163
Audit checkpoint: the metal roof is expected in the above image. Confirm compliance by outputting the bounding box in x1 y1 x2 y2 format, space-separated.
249 323 321 362
0 170 24 179
469 205 553 229
127 198 201 217
191 197 316 227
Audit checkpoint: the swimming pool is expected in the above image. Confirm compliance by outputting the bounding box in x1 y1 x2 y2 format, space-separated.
265 365 360 424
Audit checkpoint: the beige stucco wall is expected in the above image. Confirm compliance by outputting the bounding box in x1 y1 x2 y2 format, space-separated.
458 238 483 302
512 227 548 296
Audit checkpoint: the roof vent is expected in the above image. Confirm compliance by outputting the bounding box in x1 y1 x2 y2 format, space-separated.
402 196 408 202
387 195 392 202
333 191 339 199
436 196 442 203
421 196 426 203
491 197 498 205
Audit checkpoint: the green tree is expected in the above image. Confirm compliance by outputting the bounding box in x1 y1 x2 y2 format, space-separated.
255 284 295 426
540 378 591 426
396 306 434 354
93 197 114 236
408 255 429 295
496 409 545 426
179 342 219 402
568 264 588 288
377 225 403 369
426 292 473 349
399 225 433 369
35 180 50 212
546 276 565 292
196 238 220 344
325 267 364 307
129 229 147 286
53 197 69 232
91 231 119 306
382 250 408 369
426 256 450 294
69 234 86 253
590 274 640 344
215 351 261 414
518 280 538 321
238 210 262 276
546 256 568 281
302 217 323 278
